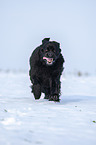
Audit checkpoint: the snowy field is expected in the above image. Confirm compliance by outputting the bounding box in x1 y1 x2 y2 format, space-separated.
0 72 96 145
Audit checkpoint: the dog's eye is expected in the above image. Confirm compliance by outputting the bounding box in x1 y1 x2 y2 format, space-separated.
46 47 50 52
52 48 55 53
45 49 48 52
41 48 44 52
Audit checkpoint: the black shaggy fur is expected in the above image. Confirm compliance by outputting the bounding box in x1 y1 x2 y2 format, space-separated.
29 38 65 102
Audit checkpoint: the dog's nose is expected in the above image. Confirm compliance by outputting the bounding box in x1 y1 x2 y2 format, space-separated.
48 52 52 57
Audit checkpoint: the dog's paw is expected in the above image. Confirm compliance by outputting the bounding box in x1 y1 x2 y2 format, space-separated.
49 95 60 102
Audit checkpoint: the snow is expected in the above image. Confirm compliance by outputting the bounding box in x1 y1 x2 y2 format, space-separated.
0 72 96 145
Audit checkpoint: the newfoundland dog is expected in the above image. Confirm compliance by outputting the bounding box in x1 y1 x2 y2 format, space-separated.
29 38 65 102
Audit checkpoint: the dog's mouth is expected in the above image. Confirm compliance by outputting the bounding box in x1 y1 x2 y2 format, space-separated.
43 57 54 65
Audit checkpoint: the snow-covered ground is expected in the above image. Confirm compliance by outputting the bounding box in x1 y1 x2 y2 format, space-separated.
0 72 96 145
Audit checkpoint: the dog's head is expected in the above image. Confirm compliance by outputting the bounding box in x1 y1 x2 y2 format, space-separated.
40 38 61 65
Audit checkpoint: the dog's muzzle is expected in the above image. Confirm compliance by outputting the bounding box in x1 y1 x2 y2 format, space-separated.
43 57 54 65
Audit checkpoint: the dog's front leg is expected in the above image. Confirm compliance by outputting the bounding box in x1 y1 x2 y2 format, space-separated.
49 78 52 94
49 77 60 102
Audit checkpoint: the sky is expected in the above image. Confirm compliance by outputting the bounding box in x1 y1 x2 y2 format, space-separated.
0 0 96 74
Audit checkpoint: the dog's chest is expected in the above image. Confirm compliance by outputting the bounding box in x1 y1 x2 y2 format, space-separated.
39 67 52 78
36 67 51 86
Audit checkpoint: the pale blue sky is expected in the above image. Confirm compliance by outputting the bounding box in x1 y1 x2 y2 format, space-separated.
0 0 96 74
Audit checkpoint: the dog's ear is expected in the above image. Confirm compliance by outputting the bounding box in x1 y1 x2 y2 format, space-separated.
42 38 50 44
53 41 61 52
53 41 61 53
57 42 61 53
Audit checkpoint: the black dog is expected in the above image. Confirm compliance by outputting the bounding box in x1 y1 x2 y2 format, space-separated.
29 38 65 102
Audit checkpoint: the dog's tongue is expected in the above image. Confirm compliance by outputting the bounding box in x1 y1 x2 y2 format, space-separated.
43 57 53 62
